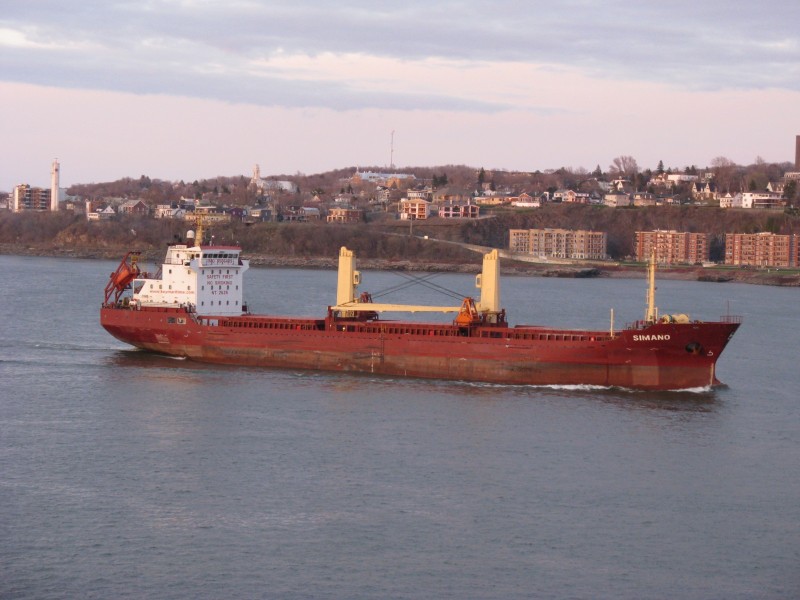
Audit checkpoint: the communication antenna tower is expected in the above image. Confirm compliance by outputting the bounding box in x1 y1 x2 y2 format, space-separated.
390 130 395 169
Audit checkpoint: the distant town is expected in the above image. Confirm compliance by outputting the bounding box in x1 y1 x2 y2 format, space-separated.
3 136 800 270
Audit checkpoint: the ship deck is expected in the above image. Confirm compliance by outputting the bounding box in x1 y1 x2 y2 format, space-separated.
207 312 615 343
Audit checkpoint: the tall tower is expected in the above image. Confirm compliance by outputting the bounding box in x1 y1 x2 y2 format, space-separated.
795 135 800 170
50 159 60 211
390 130 395 169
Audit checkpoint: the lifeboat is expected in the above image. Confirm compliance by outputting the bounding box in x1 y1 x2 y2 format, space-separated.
104 251 141 304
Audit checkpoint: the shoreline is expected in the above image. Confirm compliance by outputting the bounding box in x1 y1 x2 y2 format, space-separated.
2 243 799 286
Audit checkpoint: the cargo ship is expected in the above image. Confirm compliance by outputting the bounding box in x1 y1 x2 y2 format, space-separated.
100 228 741 390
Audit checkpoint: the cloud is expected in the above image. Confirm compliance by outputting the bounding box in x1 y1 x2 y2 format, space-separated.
1 0 799 114
2 1 799 191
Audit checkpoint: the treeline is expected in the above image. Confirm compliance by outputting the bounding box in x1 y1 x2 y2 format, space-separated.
0 211 476 262
61 159 800 208
2 205 799 263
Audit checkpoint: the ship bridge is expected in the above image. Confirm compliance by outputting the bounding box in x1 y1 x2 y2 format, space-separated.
131 243 249 316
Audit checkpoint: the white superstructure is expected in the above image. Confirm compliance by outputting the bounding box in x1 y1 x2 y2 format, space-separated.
132 243 250 316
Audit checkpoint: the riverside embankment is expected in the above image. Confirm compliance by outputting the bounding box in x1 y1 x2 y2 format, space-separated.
3 241 798 286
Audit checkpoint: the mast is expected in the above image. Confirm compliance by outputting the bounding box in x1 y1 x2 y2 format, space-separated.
645 250 658 323
476 249 500 315
336 247 361 317
193 214 206 247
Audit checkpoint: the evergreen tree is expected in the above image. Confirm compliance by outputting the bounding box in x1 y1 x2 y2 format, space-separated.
783 180 797 205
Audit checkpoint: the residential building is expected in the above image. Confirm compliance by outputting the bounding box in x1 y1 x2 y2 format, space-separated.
248 206 274 222
603 192 631 207
350 169 415 186
726 192 785 209
407 188 433 201
282 206 320 222
327 207 363 223
87 205 116 221
511 192 542 208
634 230 709 265
690 181 717 202
375 187 392 204
438 200 479 219
718 193 735 208
15 160 62 212
333 193 355 205
119 199 150 215
632 192 657 207
509 229 607 260
184 206 231 224
154 204 186 219
250 165 299 194
475 194 511 206
766 181 786 195
12 184 52 212
432 187 470 204
550 189 590 204
649 173 672 187
666 174 699 185
725 232 794 267
399 198 430 220
551 189 576 203
794 235 800 266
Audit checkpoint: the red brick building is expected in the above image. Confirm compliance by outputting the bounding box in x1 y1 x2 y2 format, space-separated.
635 230 709 265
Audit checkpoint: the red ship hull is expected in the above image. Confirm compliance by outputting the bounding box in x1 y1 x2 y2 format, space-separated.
101 306 740 390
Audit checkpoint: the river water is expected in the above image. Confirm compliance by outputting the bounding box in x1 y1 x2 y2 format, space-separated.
1 254 798 599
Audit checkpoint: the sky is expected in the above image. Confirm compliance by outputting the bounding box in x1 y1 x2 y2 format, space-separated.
1 0 799 192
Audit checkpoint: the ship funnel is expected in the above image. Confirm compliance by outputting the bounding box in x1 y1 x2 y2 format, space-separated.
337 247 361 306
476 249 500 315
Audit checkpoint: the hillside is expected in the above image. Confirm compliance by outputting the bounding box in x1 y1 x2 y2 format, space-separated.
2 206 800 286
3 204 800 258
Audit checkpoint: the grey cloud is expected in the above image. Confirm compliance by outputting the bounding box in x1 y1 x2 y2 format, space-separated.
2 0 799 111
0 46 512 113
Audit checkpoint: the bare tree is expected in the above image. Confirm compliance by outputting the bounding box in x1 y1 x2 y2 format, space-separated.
710 156 738 193
609 156 639 180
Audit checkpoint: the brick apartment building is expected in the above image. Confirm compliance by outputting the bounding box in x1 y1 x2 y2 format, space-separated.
724 232 797 267
327 207 363 224
509 228 607 260
634 230 709 265
12 184 52 212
